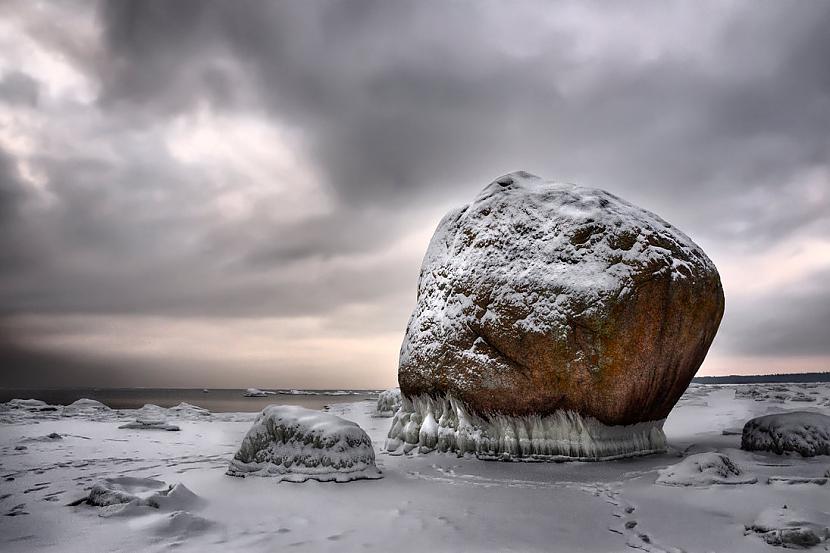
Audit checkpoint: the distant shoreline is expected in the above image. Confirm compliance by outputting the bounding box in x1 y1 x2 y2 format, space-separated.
693 372 830 384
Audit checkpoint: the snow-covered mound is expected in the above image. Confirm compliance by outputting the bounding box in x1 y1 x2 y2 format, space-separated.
76 477 203 517
66 398 110 410
375 388 402 417
2 398 58 412
655 452 757 486
227 405 382 482
741 411 830 457
118 419 181 431
745 506 830 548
384 394 666 461
243 388 275 397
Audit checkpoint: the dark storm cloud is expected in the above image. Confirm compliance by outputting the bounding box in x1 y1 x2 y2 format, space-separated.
94 1 830 235
0 0 829 385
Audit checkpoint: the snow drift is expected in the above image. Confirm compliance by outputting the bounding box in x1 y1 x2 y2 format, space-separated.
227 405 382 482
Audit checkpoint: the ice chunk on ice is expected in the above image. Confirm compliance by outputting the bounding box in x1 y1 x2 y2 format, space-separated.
741 411 830 457
656 452 757 486
76 477 203 518
243 388 275 397
118 419 181 431
227 405 382 482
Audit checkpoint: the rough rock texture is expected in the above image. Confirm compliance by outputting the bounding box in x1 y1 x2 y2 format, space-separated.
227 405 382 482
741 411 830 457
393 172 724 459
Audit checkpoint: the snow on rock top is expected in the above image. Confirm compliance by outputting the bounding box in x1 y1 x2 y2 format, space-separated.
227 405 382 483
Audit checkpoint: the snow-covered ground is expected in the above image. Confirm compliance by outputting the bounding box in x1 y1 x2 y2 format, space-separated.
1 383 828 552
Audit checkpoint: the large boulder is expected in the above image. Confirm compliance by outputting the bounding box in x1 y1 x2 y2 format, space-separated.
387 172 724 460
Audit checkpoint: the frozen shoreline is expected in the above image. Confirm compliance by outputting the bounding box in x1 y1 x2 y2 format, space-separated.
1 383 829 552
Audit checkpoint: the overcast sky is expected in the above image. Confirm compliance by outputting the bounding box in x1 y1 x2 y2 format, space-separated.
1 0 828 388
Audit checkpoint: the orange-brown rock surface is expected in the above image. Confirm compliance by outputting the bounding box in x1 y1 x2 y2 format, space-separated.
397 172 724 429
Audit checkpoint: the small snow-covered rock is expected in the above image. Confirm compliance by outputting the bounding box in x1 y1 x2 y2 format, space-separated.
375 388 402 417
656 452 757 486
745 506 830 548
21 432 63 443
227 405 382 482
741 411 830 457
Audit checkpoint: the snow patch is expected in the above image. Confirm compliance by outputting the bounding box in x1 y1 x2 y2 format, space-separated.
227 405 382 482
384 394 666 461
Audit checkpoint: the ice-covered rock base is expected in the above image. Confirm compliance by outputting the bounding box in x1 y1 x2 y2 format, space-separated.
227 405 382 482
741 411 830 457
384 394 667 461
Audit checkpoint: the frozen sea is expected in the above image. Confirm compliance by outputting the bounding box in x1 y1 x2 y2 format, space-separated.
1 383 828 552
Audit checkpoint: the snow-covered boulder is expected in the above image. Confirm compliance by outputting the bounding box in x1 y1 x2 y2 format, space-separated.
745 506 830 548
741 411 830 457
392 172 723 460
227 405 382 482
655 452 757 486
375 388 402 417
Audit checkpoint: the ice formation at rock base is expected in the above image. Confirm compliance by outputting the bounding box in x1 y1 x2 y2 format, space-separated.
384 394 666 461
227 405 382 482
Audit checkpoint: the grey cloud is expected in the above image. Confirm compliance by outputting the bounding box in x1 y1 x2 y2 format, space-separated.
0 1 829 386
0 71 39 106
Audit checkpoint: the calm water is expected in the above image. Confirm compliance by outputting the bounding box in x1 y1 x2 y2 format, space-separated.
0 388 381 412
